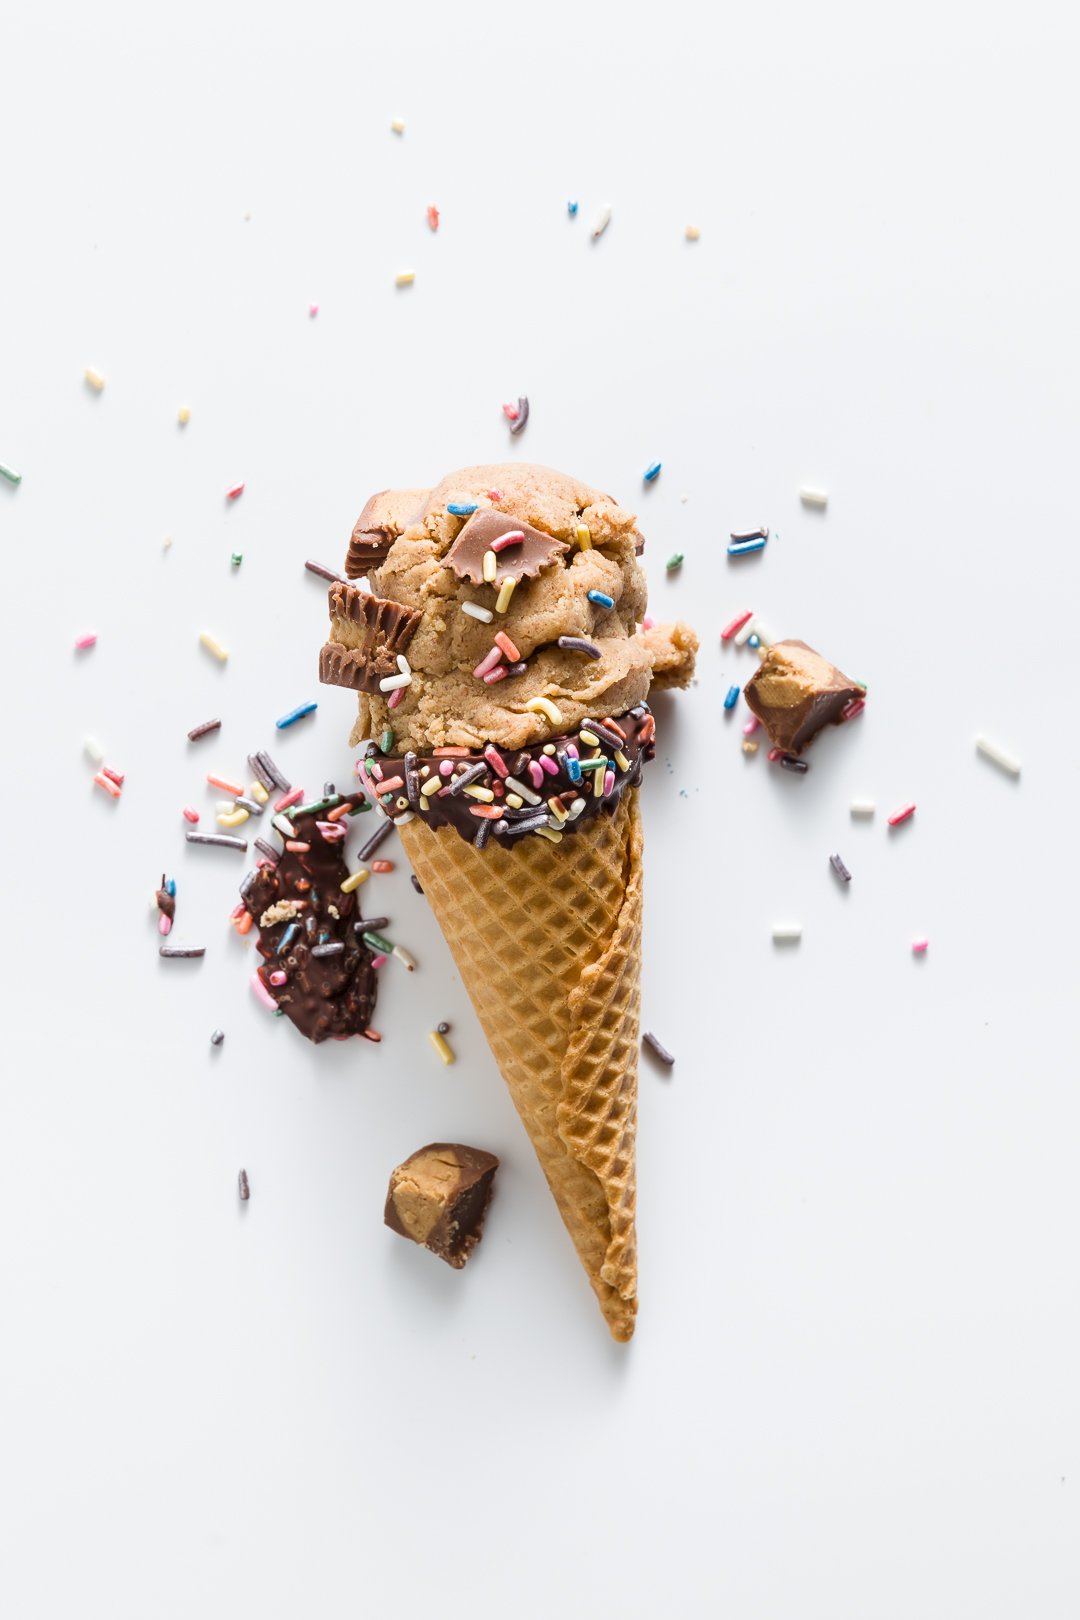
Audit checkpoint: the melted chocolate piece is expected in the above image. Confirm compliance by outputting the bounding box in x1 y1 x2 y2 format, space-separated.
384 1143 499 1268
743 640 863 756
444 509 569 586
319 583 422 694
247 800 378 1042
362 704 656 845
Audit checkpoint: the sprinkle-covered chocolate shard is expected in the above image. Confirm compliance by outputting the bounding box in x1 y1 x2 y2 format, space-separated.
743 640 863 756
445 509 569 587
319 583 422 694
384 1143 499 1269
345 486 429 578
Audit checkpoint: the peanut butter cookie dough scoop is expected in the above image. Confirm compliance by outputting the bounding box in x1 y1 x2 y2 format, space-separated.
321 464 697 1339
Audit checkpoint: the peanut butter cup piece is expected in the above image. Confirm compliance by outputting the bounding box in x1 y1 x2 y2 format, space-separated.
384 1143 499 1268
743 639 863 755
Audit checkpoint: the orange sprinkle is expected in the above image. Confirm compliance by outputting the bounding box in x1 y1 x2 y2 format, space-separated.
207 772 245 795
494 631 520 662
324 802 352 821
234 911 253 935
469 804 504 819
602 717 628 740
433 746 472 756
371 859 395 872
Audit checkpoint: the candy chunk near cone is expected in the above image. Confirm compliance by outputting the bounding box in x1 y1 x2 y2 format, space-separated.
397 791 642 1341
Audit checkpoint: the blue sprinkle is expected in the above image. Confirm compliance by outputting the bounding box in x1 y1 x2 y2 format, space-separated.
567 756 582 783
165 878 177 897
276 701 318 729
447 502 478 516
748 634 760 648
644 460 662 483
727 536 768 556
276 923 300 955
723 684 740 711
587 589 615 609
567 200 579 216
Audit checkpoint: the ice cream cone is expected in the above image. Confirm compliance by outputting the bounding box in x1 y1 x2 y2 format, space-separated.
399 789 643 1341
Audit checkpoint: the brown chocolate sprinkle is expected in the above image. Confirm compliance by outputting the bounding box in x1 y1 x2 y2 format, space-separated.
187 718 222 742
305 559 349 584
356 818 396 863
642 1031 675 1067
444 509 568 587
238 1169 250 1201
410 874 424 895
508 395 529 436
557 636 602 659
210 1029 225 1046
160 945 206 958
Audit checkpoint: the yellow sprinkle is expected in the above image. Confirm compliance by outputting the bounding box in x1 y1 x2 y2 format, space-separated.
579 729 599 746
495 577 516 614
526 696 564 725
84 366 106 392
163 535 173 551
614 750 631 772
249 781 269 804
506 793 523 809
177 405 190 426
417 798 429 813
547 797 567 821
395 269 415 287
429 1029 455 1065
593 769 605 797
742 740 759 754
575 523 592 551
482 549 497 583
685 224 701 241
420 776 443 797
542 743 556 755
217 808 249 828
534 825 563 843
463 784 495 802
340 867 370 893
390 116 405 134
199 630 229 663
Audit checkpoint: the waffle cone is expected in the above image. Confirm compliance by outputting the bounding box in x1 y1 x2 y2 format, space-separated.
398 792 643 1341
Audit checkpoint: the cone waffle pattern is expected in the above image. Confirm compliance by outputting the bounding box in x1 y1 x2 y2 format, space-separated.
399 792 643 1340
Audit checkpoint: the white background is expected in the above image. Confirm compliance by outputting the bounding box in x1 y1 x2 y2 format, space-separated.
2 2 1078 1615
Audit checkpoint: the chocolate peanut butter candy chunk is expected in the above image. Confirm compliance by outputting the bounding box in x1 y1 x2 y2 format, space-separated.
346 487 430 578
319 582 422 694
384 1143 499 1268
743 639 863 755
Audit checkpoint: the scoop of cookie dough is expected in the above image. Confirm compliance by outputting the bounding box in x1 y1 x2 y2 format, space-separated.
330 463 697 752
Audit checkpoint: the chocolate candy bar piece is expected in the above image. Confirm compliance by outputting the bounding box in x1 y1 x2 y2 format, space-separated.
743 639 863 755
384 1143 499 1268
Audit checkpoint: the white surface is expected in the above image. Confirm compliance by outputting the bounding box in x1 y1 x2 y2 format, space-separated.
3 3 1079 1615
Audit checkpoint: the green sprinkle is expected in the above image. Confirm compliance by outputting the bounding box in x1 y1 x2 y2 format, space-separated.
361 930 393 953
0 462 21 485
666 552 684 572
855 680 868 691
230 551 243 567
348 800 371 814
380 728 395 753
288 795 342 818
576 756 609 773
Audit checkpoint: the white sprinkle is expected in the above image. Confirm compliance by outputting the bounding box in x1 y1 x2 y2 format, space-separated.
378 671 412 692
750 618 775 648
772 923 802 942
849 799 876 817
396 810 415 825
591 205 612 240
685 224 701 241
214 799 237 815
567 797 587 820
975 735 1021 777
391 945 416 971
461 601 494 624
390 116 405 134
799 486 828 508
733 617 756 648
396 653 411 676
271 813 294 838
83 735 106 765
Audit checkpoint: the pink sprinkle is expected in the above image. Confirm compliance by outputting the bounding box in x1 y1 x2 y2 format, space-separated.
641 615 655 631
102 766 125 787
484 745 509 778
439 760 455 776
158 914 172 936
93 771 121 799
494 630 521 661
501 403 520 422
603 769 615 796
426 205 439 231
387 685 405 709
539 753 559 776
767 747 783 763
474 646 503 679
528 760 545 790
285 840 311 853
843 697 866 721
887 802 916 827
309 303 319 317
483 666 508 685
226 482 245 501
565 743 579 760
275 787 303 811
315 820 346 840
490 531 525 553
371 859 395 873
250 972 279 1010
721 609 753 641
912 938 929 954
487 488 503 502
377 775 405 795
230 902 247 920
74 631 98 650
742 716 761 736
366 759 383 780
182 805 200 823
269 969 288 986
371 953 388 969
